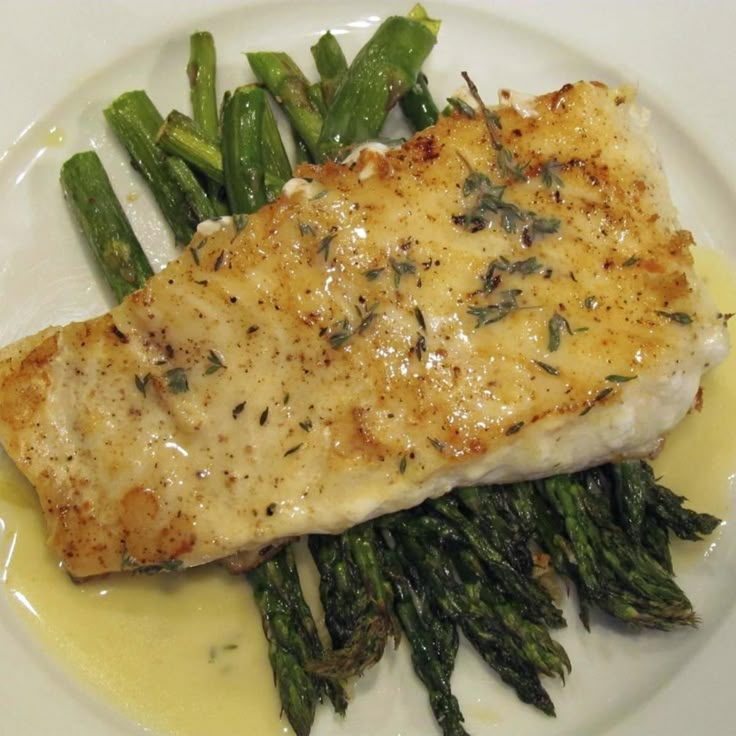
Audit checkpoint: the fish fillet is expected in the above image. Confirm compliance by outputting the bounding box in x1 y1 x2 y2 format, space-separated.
0 82 728 578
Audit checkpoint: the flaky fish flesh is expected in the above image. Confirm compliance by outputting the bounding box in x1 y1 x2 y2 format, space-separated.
0 81 728 578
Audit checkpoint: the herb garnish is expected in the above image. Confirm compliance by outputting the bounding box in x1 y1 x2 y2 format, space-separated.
533 360 560 376
363 267 385 281
482 256 546 292
284 443 303 457
298 221 315 236
389 257 417 288
414 305 427 331
548 313 573 352
496 146 528 182
318 233 336 260
445 96 476 117
399 455 408 474
656 310 693 325
190 239 206 265
428 436 446 452
165 367 189 394
468 289 522 327
506 421 524 435
328 302 379 349
299 418 313 432
540 159 564 188
232 401 246 419
259 407 269 426
205 349 226 375
455 170 560 242
135 372 151 397
606 374 637 383
414 332 427 361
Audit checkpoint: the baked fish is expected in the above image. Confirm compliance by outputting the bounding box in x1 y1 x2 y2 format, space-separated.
0 81 728 578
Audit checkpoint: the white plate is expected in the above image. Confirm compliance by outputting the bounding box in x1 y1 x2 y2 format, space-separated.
0 1 735 734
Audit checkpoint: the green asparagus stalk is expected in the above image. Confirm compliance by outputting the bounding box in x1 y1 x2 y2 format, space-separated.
430 495 564 628
248 546 348 733
104 90 196 244
221 85 268 214
188 31 219 141
260 99 293 200
307 525 399 680
60 151 154 302
400 70 440 131
395 532 555 716
453 547 570 681
164 156 218 223
381 536 469 736
537 473 699 629
248 561 321 736
246 52 324 160
310 31 348 107
157 111 224 184
317 7 440 159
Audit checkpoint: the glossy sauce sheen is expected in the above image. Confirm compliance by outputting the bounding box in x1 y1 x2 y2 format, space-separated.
0 82 728 577
0 247 733 736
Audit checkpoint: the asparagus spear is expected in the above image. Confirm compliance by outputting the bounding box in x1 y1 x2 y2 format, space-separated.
164 156 218 223
400 70 440 131
310 31 348 107
537 473 699 629
248 559 321 736
430 495 564 628
248 546 348 733
395 531 556 716
260 98 293 200
381 535 469 736
60 151 154 301
317 7 440 159
307 525 399 680
104 90 196 244
157 111 224 184
188 31 219 141
221 85 268 214
246 52 324 160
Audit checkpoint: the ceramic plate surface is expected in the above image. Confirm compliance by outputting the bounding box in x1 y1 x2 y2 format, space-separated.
0 2 734 734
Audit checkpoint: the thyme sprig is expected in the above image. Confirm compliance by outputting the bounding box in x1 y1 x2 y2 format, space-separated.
468 288 522 328
328 302 379 349
204 349 226 375
454 170 560 243
482 255 547 292
540 159 564 188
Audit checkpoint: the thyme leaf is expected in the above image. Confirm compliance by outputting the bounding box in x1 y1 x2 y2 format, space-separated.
540 159 564 188
468 289 522 328
445 96 476 117
389 257 416 288
135 372 151 397
497 146 528 182
656 310 693 325
533 360 560 376
363 267 385 281
606 374 637 383
328 303 379 349
165 367 189 394
318 233 336 261
548 312 572 352
204 349 226 375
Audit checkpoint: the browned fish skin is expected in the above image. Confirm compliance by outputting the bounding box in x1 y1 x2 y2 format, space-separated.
0 82 727 578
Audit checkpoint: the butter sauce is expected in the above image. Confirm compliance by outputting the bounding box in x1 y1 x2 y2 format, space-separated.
0 247 734 736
